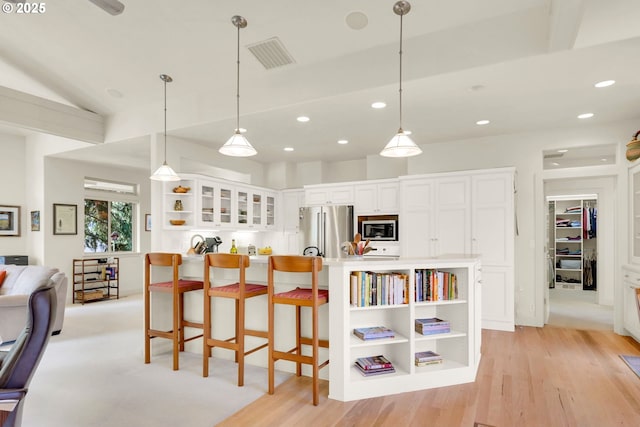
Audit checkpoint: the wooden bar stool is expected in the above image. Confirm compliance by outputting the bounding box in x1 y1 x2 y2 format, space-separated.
144 253 204 371
268 255 329 406
203 253 268 386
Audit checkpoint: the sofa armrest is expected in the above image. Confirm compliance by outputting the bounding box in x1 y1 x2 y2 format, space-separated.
0 295 29 308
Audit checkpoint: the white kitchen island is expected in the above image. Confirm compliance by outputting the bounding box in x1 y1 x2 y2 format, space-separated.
153 254 481 401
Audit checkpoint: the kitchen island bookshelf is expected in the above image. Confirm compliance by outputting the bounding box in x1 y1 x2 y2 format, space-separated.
328 256 481 401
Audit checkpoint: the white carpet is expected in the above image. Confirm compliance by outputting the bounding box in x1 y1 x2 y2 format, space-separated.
547 288 613 330
15 294 290 427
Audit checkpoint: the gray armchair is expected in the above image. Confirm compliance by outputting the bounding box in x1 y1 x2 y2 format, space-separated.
0 285 57 427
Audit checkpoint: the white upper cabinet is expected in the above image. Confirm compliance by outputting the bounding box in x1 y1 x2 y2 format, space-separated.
282 189 304 232
304 184 354 206
354 180 399 214
400 175 470 257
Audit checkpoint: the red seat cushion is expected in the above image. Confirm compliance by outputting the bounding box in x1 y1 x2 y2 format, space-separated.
211 282 267 293
150 279 203 293
274 287 328 302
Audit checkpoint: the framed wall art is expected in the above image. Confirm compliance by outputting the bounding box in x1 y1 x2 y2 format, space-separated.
0 205 20 236
31 210 40 231
53 203 77 235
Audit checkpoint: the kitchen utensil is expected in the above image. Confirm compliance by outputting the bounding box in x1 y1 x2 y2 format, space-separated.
187 234 207 255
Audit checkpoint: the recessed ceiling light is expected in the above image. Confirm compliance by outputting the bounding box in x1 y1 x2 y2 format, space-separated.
577 113 594 119
594 80 615 88
557 149 568 153
371 102 386 109
106 88 123 98
234 128 247 133
337 139 349 145
476 120 490 125
345 11 368 30
284 147 294 152
296 116 310 122
601 158 607 162
552 162 560 166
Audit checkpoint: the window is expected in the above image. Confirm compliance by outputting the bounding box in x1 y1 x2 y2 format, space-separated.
83 178 137 254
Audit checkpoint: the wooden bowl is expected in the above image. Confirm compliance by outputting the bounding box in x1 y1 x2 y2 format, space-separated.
169 219 186 226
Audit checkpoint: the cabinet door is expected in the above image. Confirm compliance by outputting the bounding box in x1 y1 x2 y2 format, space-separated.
354 184 377 213
377 182 399 213
305 185 354 205
236 189 250 228
283 190 303 232
250 190 262 228
434 177 470 255
630 165 640 264
401 179 435 256
264 192 276 229
217 186 233 227
623 269 640 340
471 173 513 266
197 182 215 228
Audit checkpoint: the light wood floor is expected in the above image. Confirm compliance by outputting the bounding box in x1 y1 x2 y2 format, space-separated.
217 326 640 427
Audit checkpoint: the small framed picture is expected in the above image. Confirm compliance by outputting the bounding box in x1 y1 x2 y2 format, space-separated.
53 204 77 235
0 205 20 236
31 210 40 231
145 214 152 231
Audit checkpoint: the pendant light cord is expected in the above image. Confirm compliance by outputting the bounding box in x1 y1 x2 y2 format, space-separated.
236 23 241 133
163 78 168 163
398 12 404 131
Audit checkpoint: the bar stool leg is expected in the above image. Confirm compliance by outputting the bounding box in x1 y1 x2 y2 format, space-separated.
203 291 211 377
144 286 151 364
312 302 319 406
237 298 244 386
173 291 180 371
268 291 275 395
296 305 302 376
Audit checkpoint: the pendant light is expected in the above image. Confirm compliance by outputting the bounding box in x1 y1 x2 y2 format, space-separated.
150 74 180 181
219 15 257 157
380 1 422 158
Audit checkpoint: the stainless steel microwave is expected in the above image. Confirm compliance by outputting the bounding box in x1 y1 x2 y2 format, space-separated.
358 215 398 241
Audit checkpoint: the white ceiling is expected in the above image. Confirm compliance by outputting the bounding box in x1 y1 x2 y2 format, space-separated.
1 0 639 166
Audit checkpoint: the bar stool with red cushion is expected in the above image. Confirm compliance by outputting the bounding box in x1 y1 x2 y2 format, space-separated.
144 253 204 371
203 253 268 386
268 255 329 406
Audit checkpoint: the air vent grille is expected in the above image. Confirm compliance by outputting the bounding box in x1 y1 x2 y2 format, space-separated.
247 37 295 70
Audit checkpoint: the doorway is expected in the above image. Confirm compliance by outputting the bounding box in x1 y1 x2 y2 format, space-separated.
543 177 615 330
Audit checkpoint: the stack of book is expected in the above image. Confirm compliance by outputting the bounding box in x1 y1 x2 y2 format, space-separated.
353 326 395 341
355 355 395 376
415 350 443 366
415 317 450 335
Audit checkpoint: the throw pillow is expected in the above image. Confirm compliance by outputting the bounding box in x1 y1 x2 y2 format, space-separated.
0 270 6 288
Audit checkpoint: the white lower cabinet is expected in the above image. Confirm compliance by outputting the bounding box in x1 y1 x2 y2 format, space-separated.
623 265 640 341
328 257 480 401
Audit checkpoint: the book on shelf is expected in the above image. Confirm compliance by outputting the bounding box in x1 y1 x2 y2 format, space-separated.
415 350 442 362
415 359 443 367
350 271 409 307
355 355 394 371
353 326 395 340
415 317 451 335
355 363 396 376
414 269 458 302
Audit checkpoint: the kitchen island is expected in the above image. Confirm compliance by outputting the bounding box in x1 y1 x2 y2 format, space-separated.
150 254 481 401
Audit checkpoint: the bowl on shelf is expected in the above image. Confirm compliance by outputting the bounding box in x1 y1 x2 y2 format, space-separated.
172 185 191 194
169 219 186 226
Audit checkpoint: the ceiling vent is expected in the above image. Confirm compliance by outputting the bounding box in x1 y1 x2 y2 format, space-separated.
247 37 296 70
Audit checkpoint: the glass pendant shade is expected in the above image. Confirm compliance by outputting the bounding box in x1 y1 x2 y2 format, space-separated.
150 161 180 181
380 128 422 157
219 131 257 157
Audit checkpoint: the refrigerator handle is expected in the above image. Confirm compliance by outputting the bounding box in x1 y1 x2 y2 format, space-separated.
316 212 323 256
322 211 327 257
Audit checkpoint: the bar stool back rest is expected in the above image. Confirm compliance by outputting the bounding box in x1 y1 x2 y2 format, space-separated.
144 252 204 371
203 253 268 386
268 255 328 406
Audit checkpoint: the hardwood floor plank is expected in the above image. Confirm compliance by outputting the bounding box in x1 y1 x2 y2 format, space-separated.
216 327 640 427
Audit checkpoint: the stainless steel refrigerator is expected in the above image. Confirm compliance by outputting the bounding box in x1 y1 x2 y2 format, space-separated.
299 205 354 258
